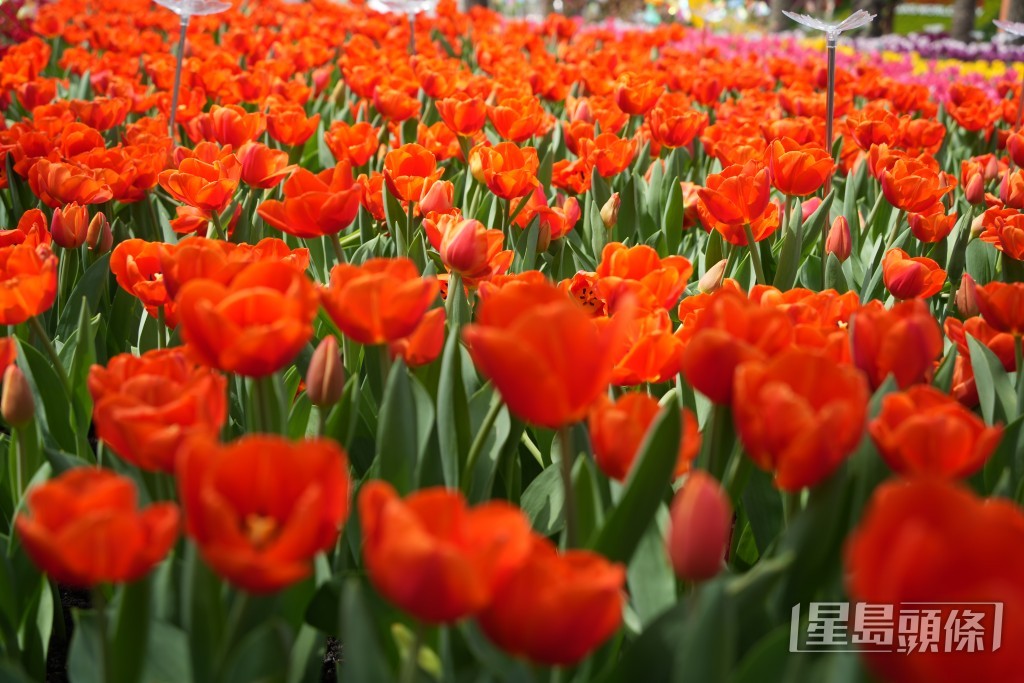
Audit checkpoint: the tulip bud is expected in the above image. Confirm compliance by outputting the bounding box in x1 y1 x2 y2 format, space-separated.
956 273 980 318
801 196 821 222
469 147 487 185
570 98 593 123
698 259 728 294
86 212 112 254
667 471 732 582
600 193 620 230
329 78 346 104
51 203 89 249
419 179 454 215
971 212 986 238
825 216 852 263
306 336 344 408
985 155 1001 181
965 173 986 205
2 365 33 428
536 222 551 254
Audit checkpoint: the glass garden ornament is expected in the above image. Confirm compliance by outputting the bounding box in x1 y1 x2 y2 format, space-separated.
366 0 437 54
995 20 1024 130
153 0 231 142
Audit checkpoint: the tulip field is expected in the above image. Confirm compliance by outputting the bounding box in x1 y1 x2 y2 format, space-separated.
2 0 1024 681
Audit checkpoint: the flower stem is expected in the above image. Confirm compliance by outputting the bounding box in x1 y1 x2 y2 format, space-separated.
210 210 226 241
329 233 347 265
1016 335 1023 417
743 223 766 285
558 424 578 548
27 317 71 396
400 621 423 683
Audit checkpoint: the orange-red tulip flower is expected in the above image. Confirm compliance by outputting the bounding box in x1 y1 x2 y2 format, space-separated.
476 535 624 666
266 104 320 148
436 92 488 135
88 349 227 474
696 160 771 227
177 435 349 594
462 280 631 429
975 281 1024 336
257 162 363 238
878 157 953 214
184 104 266 148
237 142 296 190
389 307 446 368
0 243 58 325
50 202 89 250
16 468 179 588
764 137 834 197
383 143 442 203
110 238 177 325
320 258 440 346
595 242 692 311
881 248 946 300
28 159 112 208
869 385 1003 479
471 142 540 200
425 217 511 283
158 156 241 215
851 299 943 390
846 478 1024 683
325 120 380 167
589 393 700 482
907 206 957 243
359 480 533 624
733 348 869 491
667 470 732 582
176 261 318 377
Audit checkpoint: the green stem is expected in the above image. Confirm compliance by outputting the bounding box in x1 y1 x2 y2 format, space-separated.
1016 335 1023 418
558 424 578 548
27 317 71 396
404 199 416 257
157 306 166 350
210 210 226 241
400 621 424 683
216 592 251 679
13 427 24 499
699 404 731 481
743 223 766 285
329 233 347 265
94 588 112 683
462 393 503 493
782 491 802 526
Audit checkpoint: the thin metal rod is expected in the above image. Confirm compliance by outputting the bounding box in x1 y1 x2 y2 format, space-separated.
169 15 190 143
407 12 415 55
823 37 836 197
1016 69 1024 130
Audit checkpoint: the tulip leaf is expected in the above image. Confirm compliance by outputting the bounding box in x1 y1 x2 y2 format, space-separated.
965 238 996 285
15 339 76 454
521 463 565 536
466 389 511 503
339 579 394 682
772 218 802 291
56 254 110 342
704 229 724 274
985 416 1024 496
626 509 676 628
222 620 291 683
457 622 535 683
181 543 226 683
435 330 470 488
376 359 417 495
823 252 848 293
109 577 151 683
966 333 1016 426
590 404 681 564
590 168 611 211
726 626 791 683
662 178 683 255
799 189 835 259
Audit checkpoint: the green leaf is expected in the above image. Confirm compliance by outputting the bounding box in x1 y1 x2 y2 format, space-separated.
823 252 848 293
520 463 564 536
661 179 683 254
626 512 676 627
110 578 151 683
590 404 681 564
376 359 417 495
727 626 791 683
56 254 110 342
16 339 75 453
966 333 1016 425
435 330 470 488
799 189 835 258
222 621 291 683
338 579 393 682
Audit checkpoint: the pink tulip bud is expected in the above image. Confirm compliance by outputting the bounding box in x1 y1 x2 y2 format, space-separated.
956 273 980 318
698 259 728 294
667 471 732 582
965 173 986 205
801 197 822 222
2 365 33 428
419 179 454 215
86 212 112 254
306 336 345 408
825 216 852 263
600 193 620 229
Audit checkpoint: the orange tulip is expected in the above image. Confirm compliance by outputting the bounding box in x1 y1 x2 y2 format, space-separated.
436 92 488 135
257 162 362 238
0 209 51 249
158 156 241 214
944 316 1017 408
878 157 953 214
462 280 631 429
586 133 638 179
424 217 511 283
851 299 943 390
647 105 707 149
177 435 349 594
89 349 227 473
383 143 442 203
16 468 178 588
476 535 625 666
359 480 533 624
237 142 296 189
324 121 380 167
667 471 732 582
588 393 700 482
50 202 89 249
266 104 320 147
373 86 421 122
679 289 793 404
388 307 446 368
28 159 112 208
975 281 1024 336
608 309 684 385
0 243 58 325
176 261 318 377
845 478 1024 683
907 205 957 243
110 239 176 325
869 385 1003 479
184 104 266 148
595 242 692 311
696 160 771 227
320 258 440 346
881 248 946 300
733 348 869 491
471 142 540 200
488 95 549 143
614 72 663 116
764 137 834 197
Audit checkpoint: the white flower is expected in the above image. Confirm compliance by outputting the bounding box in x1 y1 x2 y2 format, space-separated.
782 9 875 40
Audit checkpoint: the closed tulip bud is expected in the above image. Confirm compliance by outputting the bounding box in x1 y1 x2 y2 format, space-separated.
801 196 822 222
329 79 346 104
667 471 732 582
570 98 593 123
825 215 852 262
419 179 454 215
86 212 112 254
698 259 728 294
965 173 986 205
971 212 986 238
600 193 620 229
51 203 89 249
306 335 344 408
986 155 1001 180
468 147 487 185
536 221 551 254
2 365 33 427
956 273 980 318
